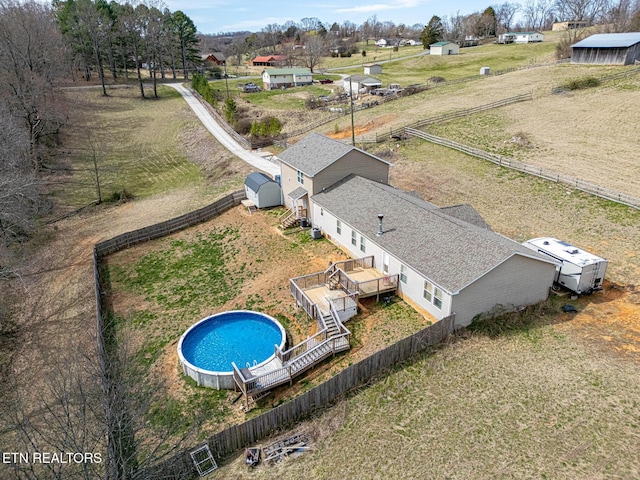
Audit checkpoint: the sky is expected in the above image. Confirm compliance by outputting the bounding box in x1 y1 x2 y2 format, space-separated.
163 0 518 35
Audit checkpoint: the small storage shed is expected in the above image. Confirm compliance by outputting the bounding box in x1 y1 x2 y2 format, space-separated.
429 42 460 55
522 237 607 294
364 64 382 75
244 172 282 208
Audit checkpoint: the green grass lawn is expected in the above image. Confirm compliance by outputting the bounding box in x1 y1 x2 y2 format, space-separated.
55 86 206 207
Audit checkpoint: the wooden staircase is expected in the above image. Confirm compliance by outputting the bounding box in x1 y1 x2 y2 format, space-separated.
279 207 307 230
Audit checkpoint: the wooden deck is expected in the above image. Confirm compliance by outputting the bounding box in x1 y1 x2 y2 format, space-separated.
304 286 350 315
342 267 399 298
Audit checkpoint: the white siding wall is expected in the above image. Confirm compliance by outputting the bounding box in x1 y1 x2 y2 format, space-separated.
280 163 313 212
451 254 556 327
312 205 453 321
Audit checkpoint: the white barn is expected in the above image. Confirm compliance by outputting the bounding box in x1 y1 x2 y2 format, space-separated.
310 175 558 328
429 41 460 55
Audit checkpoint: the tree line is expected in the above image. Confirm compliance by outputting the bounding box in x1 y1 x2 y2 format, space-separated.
203 0 640 66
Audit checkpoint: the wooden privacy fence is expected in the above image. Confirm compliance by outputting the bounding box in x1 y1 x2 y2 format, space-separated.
145 314 455 479
94 191 246 258
404 128 640 210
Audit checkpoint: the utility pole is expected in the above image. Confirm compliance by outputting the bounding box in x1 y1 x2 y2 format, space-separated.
349 76 355 146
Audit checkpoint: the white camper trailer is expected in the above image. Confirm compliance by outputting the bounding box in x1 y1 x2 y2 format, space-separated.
522 238 607 294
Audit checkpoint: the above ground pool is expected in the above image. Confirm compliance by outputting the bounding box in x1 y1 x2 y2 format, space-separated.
177 310 286 389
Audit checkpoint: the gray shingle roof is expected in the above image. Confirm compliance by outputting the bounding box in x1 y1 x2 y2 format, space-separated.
288 186 308 200
277 133 391 177
572 32 640 48
244 172 274 192
312 175 553 293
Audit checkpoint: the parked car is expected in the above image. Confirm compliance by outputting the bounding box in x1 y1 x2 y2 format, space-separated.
241 82 261 93
319 78 334 84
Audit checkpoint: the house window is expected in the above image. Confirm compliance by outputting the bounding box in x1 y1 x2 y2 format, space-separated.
360 235 366 253
336 220 342 235
423 281 432 302
297 170 304 184
423 280 443 310
400 264 407 284
351 230 357 246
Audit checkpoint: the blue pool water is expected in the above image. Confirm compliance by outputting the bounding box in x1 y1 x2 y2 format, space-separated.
179 311 285 373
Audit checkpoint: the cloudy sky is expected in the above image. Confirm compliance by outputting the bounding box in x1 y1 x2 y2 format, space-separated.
163 0 511 34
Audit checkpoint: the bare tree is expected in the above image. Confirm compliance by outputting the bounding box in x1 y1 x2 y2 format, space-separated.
554 0 611 23
300 33 328 72
524 0 556 30
494 2 521 32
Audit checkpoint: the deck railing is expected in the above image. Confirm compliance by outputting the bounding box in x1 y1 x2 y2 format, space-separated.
331 255 375 272
356 274 400 297
276 329 328 364
328 294 357 315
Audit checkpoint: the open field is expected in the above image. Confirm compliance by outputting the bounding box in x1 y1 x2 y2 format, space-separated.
2 33 640 479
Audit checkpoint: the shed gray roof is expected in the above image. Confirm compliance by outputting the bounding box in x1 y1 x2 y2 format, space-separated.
572 32 640 48
245 172 275 192
277 133 391 177
312 175 554 293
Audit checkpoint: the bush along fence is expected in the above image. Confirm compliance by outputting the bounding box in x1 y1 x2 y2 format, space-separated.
551 65 640 94
93 191 246 480
145 314 455 479
404 128 640 210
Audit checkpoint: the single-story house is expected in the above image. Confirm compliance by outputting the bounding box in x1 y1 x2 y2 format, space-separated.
276 133 391 223
571 32 640 65
250 55 288 67
262 68 313 90
342 74 382 97
202 52 226 65
311 175 558 328
375 39 388 47
244 172 282 208
364 64 382 75
552 20 588 31
498 32 544 44
430 41 460 55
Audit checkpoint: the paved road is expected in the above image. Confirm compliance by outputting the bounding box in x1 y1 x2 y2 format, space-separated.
167 83 281 178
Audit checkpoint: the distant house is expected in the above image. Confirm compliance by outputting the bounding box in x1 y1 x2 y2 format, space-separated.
310 175 558 328
244 172 282 208
571 32 640 65
364 64 382 75
463 36 481 47
202 52 226 66
250 55 288 67
375 39 388 47
262 68 313 90
430 41 460 55
552 20 588 31
498 32 544 44
276 133 391 223
342 74 382 97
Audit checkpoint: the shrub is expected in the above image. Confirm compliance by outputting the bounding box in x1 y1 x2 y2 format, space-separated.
560 77 601 91
235 118 253 135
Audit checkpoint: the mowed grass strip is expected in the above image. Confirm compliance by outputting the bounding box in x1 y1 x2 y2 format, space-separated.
56 86 205 207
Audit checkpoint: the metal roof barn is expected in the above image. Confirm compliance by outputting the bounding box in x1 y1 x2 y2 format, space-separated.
571 32 640 65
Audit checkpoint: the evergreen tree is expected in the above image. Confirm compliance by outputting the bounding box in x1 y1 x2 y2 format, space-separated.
170 10 200 80
420 16 444 48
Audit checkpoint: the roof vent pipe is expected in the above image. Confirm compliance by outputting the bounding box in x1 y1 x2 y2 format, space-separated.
377 213 384 236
